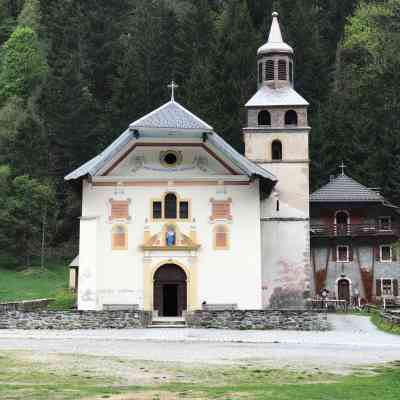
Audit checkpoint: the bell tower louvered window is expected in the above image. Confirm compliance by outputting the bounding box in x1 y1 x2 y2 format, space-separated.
278 60 287 80
265 60 274 81
258 63 263 83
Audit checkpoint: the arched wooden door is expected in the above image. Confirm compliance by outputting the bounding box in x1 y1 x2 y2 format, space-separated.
153 264 187 317
337 279 350 303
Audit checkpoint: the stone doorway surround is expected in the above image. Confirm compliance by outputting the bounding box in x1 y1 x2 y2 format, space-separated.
143 258 198 313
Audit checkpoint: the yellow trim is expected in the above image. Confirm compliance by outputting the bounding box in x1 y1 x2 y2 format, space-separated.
149 192 191 222
143 259 198 312
213 225 230 250
111 224 128 250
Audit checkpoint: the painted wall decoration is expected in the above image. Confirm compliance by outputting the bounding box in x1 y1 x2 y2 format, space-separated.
270 259 307 308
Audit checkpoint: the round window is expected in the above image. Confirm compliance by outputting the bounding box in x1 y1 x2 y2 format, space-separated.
164 152 177 165
160 150 182 167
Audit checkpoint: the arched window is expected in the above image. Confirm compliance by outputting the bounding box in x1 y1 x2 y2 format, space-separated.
164 193 177 219
214 225 229 250
258 63 263 83
271 140 282 160
265 60 274 81
285 110 298 126
112 225 128 250
258 110 271 126
335 210 350 236
278 60 287 80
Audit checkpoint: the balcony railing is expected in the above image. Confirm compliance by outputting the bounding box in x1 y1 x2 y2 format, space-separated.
310 223 399 238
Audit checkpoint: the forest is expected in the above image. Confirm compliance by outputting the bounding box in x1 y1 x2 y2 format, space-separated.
0 0 399 265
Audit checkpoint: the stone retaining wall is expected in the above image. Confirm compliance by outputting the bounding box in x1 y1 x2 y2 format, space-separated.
186 309 329 331
0 310 152 329
0 299 55 312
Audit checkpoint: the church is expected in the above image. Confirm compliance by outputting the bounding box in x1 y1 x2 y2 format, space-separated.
65 13 314 313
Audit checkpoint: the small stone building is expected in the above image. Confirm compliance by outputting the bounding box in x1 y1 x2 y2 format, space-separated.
310 171 400 303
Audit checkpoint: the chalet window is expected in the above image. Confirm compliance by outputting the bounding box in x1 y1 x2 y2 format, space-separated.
214 225 229 250
337 245 349 262
382 279 393 296
152 201 162 219
151 193 190 220
112 225 128 250
285 110 298 126
265 60 274 81
278 60 287 80
379 216 391 231
258 110 271 126
380 245 392 262
271 140 282 160
258 63 263 83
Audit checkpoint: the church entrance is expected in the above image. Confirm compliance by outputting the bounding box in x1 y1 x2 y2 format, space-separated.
337 279 350 303
153 264 187 317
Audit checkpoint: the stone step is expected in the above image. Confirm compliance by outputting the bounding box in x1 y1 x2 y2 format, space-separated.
148 324 187 329
150 318 187 328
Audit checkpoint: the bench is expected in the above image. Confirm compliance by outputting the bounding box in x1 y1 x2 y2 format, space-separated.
103 304 139 311
201 303 238 311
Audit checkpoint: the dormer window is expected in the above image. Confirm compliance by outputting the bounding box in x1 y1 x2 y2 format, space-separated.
258 110 271 126
278 60 287 80
265 60 274 81
271 140 282 160
285 110 298 126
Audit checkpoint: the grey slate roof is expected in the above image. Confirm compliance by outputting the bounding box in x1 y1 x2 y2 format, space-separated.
129 100 213 131
245 86 309 107
65 100 277 185
311 174 384 203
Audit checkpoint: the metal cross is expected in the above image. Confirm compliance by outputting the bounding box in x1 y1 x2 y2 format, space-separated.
168 80 179 102
339 161 346 176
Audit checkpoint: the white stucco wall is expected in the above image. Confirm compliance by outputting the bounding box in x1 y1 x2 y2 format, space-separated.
78 178 263 310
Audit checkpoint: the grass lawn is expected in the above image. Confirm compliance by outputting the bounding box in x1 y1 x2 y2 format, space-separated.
0 351 399 400
0 264 75 310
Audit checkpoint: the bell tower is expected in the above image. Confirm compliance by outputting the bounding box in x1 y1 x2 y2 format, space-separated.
244 12 311 308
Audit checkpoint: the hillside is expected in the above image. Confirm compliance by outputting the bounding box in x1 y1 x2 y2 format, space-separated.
1 0 400 264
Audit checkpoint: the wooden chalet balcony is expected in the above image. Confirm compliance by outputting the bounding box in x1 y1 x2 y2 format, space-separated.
310 223 399 238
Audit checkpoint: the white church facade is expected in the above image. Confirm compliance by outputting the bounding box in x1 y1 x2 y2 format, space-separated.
66 13 311 314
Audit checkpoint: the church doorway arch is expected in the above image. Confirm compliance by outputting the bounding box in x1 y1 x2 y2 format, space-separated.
153 264 187 317
337 278 351 303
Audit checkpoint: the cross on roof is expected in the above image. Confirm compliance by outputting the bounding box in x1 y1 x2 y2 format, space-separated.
339 161 346 176
168 80 179 102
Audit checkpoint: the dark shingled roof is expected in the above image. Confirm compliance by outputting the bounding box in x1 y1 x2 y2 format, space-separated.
311 173 384 203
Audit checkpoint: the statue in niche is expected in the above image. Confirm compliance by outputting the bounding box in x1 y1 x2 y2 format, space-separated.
166 227 176 247
130 155 145 172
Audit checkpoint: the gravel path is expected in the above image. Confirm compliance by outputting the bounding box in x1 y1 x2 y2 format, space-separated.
0 315 399 371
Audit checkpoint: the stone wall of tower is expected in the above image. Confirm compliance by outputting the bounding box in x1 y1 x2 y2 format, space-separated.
243 12 312 308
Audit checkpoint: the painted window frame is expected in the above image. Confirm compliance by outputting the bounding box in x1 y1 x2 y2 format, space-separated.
213 225 230 251
337 245 349 263
380 245 392 263
379 216 392 231
150 192 191 222
111 224 128 251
